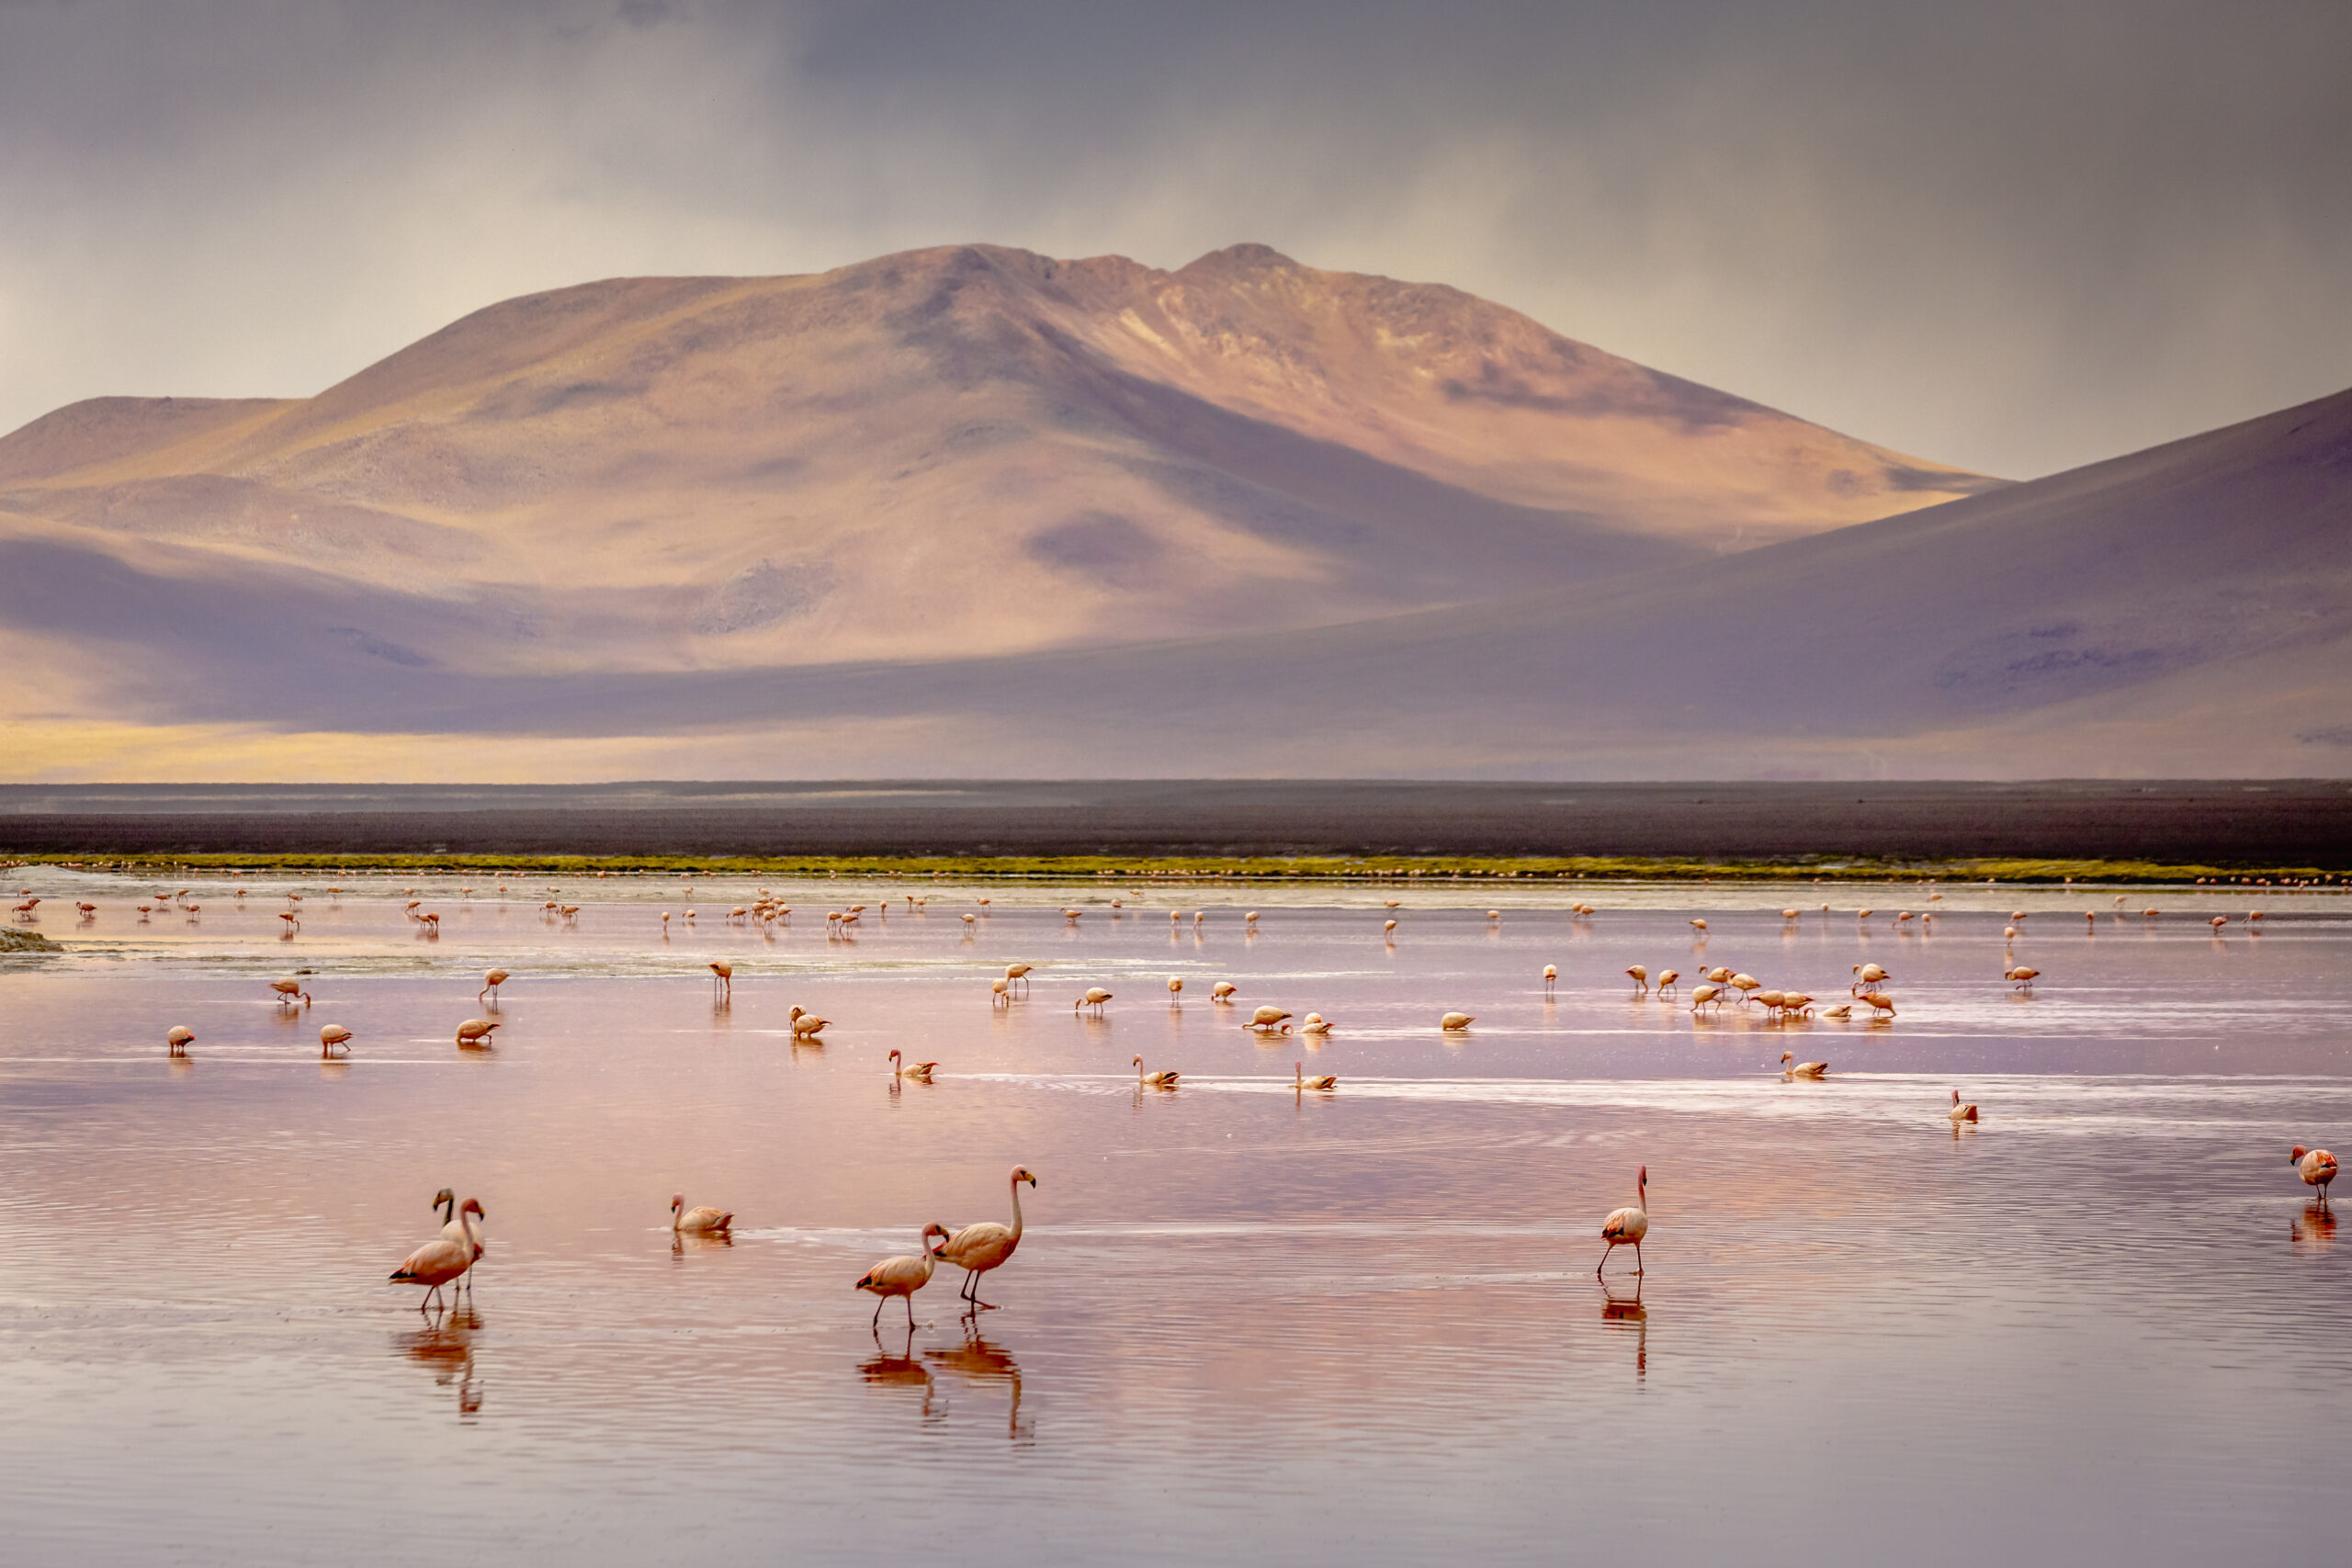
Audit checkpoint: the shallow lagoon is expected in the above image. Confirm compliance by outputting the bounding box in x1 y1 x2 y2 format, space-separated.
2 874 2346 1565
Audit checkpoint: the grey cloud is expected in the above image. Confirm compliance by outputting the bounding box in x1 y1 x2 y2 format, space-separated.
0 0 2346 478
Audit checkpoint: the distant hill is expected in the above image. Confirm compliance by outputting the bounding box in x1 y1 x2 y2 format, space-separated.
24 243 2333 783
0 243 1993 687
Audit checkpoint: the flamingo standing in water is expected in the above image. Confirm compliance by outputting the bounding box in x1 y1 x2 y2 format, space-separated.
857 1224 952 1328
1781 1052 1828 1078
709 961 732 1000
2291 1145 2338 1202
390 1198 481 1313
1948 1089 1979 1125
1626 965 1648 996
455 1018 499 1047
320 1024 353 1058
1441 1011 1475 1031
1295 1061 1337 1092
1543 964 1557 994
936 1167 1037 1310
1005 964 1033 997
888 1049 937 1083
166 1025 195 1056
1598 1167 1648 1278
269 979 311 1008
1077 987 1113 1016
479 969 509 1004
1134 1055 1179 1089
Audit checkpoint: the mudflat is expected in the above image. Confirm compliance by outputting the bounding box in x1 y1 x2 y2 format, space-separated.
2 779 2348 863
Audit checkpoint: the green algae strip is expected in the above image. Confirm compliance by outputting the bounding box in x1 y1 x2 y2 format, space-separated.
3 850 2340 886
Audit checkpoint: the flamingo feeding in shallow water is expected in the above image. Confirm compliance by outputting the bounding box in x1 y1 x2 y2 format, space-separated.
320 1024 352 1058
857 1224 952 1327
2292 1145 2338 1201
888 1049 936 1083
1948 1089 1979 1125
936 1166 1036 1310
455 1018 499 1047
1295 1061 1337 1092
1598 1166 1648 1278
269 978 311 1008
479 969 509 1003
1781 1052 1828 1078
1133 1055 1179 1089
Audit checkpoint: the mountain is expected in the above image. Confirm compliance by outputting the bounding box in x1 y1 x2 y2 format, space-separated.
20 245 2332 783
0 243 1992 690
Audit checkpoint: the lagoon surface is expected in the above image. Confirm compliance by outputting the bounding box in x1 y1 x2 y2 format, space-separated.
2 873 2347 1565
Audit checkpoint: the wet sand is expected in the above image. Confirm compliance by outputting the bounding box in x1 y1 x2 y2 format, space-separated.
4 779 2350 863
1 876 2347 1564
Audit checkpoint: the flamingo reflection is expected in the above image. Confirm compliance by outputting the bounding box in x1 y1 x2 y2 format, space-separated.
859 1323 941 1422
398 1305 483 1416
925 1330 1031 1440
2292 1203 2337 1254
1600 1280 1646 1381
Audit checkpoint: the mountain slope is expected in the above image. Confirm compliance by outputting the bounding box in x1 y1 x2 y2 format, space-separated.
1 383 2340 781
0 243 1995 684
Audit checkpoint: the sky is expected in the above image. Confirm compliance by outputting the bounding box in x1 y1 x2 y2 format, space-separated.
1 0 2346 479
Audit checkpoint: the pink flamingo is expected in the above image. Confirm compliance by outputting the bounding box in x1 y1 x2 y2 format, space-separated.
1598 1167 1649 1278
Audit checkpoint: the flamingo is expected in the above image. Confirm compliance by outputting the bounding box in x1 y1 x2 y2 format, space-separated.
269 978 311 1008
2291 1145 2338 1201
709 961 732 1000
858 1224 953 1327
433 1188 487 1260
320 1024 353 1058
672 1193 733 1233
1657 969 1680 998
1134 1055 1179 1089
1076 987 1113 1016
1690 984 1724 1012
1597 1167 1648 1278
2006 965 2041 990
1817 1002 1852 1020
166 1024 195 1056
1853 964 1889 993
991 977 1011 1008
455 1018 499 1047
479 969 509 1003
888 1049 937 1083
1626 965 1648 996
1247 1005 1293 1033
937 1167 1037 1309
1168 977 1183 1002
1299 1012 1332 1034
1948 1089 1979 1125
1860 991 1897 1017
390 1199 481 1313
1005 964 1033 996
1295 1061 1337 1092
1441 1011 1475 1031
1383 919 1398 935
1781 1052 1828 1077
1689 919 1707 936
1211 981 1238 1002
1728 973 1761 1004
1544 964 1558 993
789 1005 830 1036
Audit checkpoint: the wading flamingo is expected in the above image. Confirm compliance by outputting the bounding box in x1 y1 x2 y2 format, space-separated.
1299 1012 1332 1034
320 1024 353 1058
1626 965 1648 996
1134 1056 1179 1089
938 1167 1037 1309
1544 964 1557 993
1004 964 1034 997
1211 981 1238 1002
2292 1145 2338 1201
1441 1011 1475 1031
1948 1089 1979 1125
166 1024 194 1056
1852 964 1889 993
1781 1053 1828 1078
1598 1166 1648 1278
269 979 311 1008
1168 977 1183 1002
857 1224 952 1328
455 1018 499 1047
1860 992 1896 1018
479 969 509 1003
991 978 1011 1009
1077 987 1113 1016
1656 969 1680 998
1296 1062 1337 1092
888 1049 937 1083
2006 965 2041 990
434 1189 486 1259
390 1199 481 1313
708 962 732 1000
789 1005 831 1037
1247 1006 1293 1033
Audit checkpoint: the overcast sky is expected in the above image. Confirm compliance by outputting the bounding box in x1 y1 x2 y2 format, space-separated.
1 0 2345 478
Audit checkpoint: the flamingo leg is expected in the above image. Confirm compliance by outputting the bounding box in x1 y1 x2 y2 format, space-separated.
1596 1243 1611 1279
1632 1241 1644 1276
871 1296 885 1328
903 1295 917 1329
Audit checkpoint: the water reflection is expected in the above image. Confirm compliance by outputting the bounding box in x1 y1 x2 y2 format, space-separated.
2293 1204 2336 1254
860 1324 941 1422
398 1305 483 1418
925 1330 1031 1441
1600 1282 1647 1381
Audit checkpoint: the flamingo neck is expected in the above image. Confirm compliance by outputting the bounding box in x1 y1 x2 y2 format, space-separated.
1008 1176 1025 1241
458 1208 478 1252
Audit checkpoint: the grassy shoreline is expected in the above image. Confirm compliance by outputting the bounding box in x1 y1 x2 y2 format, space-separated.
3 850 2338 886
